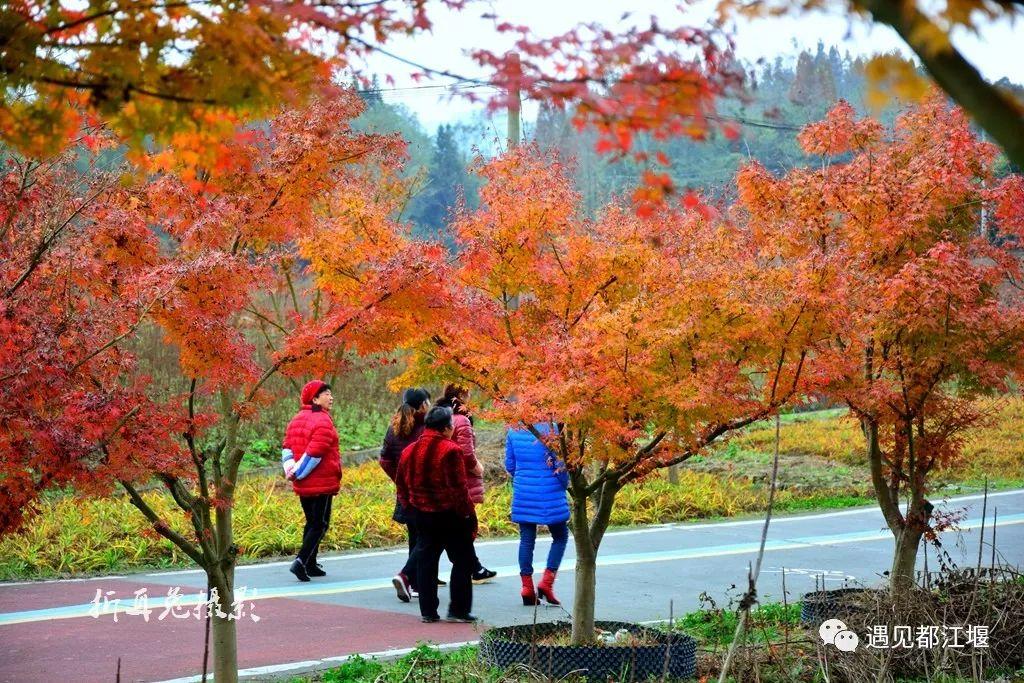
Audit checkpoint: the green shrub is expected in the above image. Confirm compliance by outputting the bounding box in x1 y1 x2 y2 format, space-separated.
319 655 384 682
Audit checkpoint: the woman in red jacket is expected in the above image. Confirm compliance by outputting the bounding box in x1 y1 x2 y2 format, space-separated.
281 380 341 582
437 384 496 583
395 406 478 623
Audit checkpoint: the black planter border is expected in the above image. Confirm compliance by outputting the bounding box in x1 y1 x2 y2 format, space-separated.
800 587 880 625
478 620 697 680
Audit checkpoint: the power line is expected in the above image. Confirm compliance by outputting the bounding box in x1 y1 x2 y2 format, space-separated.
709 114 802 132
354 42 807 132
359 83 805 131
355 82 496 95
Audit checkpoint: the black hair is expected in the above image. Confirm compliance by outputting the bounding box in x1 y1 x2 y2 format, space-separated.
313 383 331 398
424 406 454 431
403 388 429 409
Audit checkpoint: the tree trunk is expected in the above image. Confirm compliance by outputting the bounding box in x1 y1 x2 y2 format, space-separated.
862 415 924 594
210 571 237 683
566 474 618 645
863 417 903 537
862 413 931 595
571 541 597 645
889 525 923 594
569 487 597 645
859 0 1024 170
667 463 680 485
212 487 239 682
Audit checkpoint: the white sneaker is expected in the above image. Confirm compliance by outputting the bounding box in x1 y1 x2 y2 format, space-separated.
392 574 411 603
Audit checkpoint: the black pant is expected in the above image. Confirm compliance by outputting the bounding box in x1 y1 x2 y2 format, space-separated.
297 494 332 566
414 509 474 618
401 521 420 589
470 510 483 572
405 518 478 588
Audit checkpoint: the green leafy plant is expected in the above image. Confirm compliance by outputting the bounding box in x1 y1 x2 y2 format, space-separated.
319 655 384 682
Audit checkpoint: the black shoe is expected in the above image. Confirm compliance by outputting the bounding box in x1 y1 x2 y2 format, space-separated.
437 578 447 586
445 612 478 624
472 567 497 583
421 614 441 623
306 562 326 577
289 559 310 582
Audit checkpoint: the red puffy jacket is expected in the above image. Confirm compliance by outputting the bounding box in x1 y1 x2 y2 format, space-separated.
451 414 484 504
283 406 341 497
396 429 474 517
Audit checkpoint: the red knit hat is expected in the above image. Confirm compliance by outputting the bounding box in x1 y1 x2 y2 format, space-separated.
300 380 330 406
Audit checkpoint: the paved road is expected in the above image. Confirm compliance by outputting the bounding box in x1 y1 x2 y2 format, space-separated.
1 490 1022 682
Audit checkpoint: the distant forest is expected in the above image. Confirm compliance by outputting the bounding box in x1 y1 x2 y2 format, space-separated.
353 43 1021 240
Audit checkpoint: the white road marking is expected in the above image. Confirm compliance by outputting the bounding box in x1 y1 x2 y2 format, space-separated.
2 513 1021 627
2 489 1020 587
151 640 479 683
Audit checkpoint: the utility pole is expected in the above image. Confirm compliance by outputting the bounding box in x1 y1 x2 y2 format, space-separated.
507 51 521 149
505 51 523 311
980 129 988 239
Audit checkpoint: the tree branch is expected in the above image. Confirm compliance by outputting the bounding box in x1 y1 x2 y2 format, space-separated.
588 478 619 550
858 0 1024 168
69 279 178 373
119 478 206 566
184 377 210 503
5 182 112 299
863 416 906 534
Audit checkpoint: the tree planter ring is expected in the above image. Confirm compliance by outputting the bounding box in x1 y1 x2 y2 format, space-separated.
478 620 697 680
800 587 880 625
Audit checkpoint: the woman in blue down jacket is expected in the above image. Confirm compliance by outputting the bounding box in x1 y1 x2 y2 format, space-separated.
505 423 570 606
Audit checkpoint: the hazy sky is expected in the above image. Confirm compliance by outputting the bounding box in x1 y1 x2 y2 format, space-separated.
358 0 1023 133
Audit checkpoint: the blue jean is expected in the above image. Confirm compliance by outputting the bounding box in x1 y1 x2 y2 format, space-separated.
518 522 569 575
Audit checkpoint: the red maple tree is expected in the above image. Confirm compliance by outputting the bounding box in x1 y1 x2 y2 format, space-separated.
736 96 1024 591
1 88 446 681
0 1 460 164
474 2 1024 172
397 145 828 643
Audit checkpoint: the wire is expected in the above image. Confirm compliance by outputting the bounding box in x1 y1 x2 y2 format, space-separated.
355 82 496 94
709 114 802 132
353 42 806 132
362 91 803 134
348 35 492 87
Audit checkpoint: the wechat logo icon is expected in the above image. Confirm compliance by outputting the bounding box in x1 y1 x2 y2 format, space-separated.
819 618 859 652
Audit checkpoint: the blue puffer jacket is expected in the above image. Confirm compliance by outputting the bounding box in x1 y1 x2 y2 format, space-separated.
505 425 570 525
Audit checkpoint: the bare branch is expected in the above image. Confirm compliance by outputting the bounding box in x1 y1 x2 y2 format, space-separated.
119 478 206 566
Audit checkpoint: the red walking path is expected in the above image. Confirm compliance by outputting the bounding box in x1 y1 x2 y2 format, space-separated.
0 576 478 682
3 490 1022 682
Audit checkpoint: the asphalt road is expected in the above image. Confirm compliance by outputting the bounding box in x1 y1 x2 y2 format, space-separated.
1 489 1021 682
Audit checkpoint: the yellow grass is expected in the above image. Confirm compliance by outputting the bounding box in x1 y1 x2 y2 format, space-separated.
0 463 863 580
3 398 1021 580
735 398 1024 484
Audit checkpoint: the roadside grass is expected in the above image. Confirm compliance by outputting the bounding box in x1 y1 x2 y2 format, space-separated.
2 398 1021 581
675 602 802 646
0 463 869 580
734 397 1024 488
302 644 504 683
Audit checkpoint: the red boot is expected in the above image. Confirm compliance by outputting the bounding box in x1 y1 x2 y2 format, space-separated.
537 568 560 605
520 574 539 606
